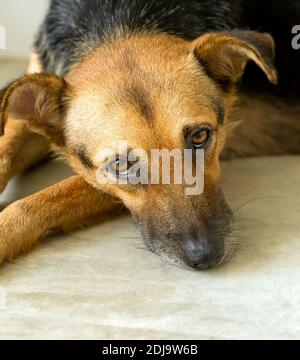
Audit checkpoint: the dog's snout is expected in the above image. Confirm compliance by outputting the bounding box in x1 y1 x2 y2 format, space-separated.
182 237 224 270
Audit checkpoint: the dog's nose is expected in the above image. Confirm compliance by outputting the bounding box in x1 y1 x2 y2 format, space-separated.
182 239 224 270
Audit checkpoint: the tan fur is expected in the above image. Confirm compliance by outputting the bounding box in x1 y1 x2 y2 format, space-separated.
0 176 122 263
28 51 43 74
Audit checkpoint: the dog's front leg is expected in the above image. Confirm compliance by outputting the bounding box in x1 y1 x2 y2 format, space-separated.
0 176 123 264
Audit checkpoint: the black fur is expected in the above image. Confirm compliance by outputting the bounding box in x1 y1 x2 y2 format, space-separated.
34 0 300 98
76 146 95 169
34 0 241 75
240 0 300 98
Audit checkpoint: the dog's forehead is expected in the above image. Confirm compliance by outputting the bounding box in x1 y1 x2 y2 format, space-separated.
66 36 223 151
68 82 220 151
70 61 220 121
69 34 218 99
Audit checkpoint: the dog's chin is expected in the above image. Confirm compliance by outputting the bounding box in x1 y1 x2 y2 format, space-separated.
143 238 187 268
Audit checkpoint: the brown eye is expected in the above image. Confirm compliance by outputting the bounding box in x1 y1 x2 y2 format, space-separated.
108 156 137 178
192 128 211 149
111 157 129 175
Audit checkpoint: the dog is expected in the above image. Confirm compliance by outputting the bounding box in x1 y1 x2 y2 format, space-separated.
0 0 299 270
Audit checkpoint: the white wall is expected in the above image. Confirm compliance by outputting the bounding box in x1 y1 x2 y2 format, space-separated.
0 0 49 57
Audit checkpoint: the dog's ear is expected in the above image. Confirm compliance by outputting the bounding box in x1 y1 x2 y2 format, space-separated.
0 73 71 146
191 30 278 90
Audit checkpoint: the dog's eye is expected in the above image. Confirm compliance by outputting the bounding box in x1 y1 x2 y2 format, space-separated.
109 156 135 177
110 157 129 175
192 128 211 149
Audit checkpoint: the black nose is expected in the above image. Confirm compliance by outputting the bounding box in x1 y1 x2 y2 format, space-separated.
182 239 224 270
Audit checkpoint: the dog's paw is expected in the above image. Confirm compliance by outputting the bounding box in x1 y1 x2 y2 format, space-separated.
0 201 42 265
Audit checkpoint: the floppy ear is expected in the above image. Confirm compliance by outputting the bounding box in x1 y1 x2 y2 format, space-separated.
191 30 278 90
0 73 71 146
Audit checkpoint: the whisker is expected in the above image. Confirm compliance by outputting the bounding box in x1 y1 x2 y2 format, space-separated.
233 195 278 214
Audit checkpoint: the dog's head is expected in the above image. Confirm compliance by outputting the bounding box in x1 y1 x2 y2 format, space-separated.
0 31 277 269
